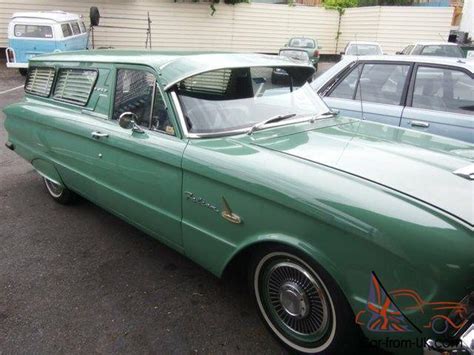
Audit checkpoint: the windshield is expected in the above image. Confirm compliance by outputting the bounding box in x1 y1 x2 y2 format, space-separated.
176 67 327 135
420 45 464 58
279 50 310 62
346 44 382 55
289 38 315 49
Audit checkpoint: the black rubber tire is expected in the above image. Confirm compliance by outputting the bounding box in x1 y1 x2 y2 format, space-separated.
19 68 28 76
249 245 362 354
90 6 100 26
43 177 77 205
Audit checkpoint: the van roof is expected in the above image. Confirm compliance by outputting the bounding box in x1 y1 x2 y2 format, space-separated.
11 11 81 23
29 50 315 90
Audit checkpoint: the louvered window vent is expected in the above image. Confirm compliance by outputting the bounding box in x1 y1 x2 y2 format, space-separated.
53 69 98 106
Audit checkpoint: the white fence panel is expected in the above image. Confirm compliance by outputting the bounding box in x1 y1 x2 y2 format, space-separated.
0 0 454 56
338 6 454 54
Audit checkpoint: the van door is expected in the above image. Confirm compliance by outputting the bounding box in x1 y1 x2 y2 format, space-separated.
400 64 474 143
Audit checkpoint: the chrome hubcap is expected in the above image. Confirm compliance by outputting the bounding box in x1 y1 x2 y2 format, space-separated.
267 261 329 336
279 281 309 318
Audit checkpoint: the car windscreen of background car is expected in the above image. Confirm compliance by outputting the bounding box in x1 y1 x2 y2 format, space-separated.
176 66 326 135
346 44 382 56
420 45 464 58
289 38 315 48
279 50 310 62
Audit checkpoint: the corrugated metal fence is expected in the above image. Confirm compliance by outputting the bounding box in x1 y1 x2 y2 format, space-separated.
0 0 453 55
339 6 454 54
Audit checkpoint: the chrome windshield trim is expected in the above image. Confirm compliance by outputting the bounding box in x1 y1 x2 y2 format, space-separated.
170 91 189 139
179 115 324 139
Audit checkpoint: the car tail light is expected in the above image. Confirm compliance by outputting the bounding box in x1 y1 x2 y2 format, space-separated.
6 48 15 63
314 50 320 57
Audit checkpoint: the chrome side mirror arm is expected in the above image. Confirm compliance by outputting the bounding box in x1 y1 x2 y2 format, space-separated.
118 112 145 134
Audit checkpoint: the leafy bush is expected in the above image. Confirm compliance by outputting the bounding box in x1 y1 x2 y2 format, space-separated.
324 0 358 11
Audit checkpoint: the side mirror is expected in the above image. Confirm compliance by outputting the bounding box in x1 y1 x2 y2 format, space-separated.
340 51 345 55
396 51 402 55
118 112 144 133
319 46 323 49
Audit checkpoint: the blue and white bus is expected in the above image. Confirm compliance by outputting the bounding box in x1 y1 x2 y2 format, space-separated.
5 11 88 75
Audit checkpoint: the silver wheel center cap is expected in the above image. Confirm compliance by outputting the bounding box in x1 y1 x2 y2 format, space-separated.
279 282 309 318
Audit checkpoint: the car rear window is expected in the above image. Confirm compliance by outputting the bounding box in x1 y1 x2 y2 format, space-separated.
53 69 98 106
14 25 53 39
289 38 315 49
25 67 56 97
180 69 233 96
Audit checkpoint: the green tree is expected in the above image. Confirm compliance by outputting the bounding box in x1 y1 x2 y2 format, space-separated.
323 0 358 53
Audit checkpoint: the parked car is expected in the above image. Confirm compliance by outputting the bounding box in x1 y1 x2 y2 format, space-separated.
397 41 465 58
274 48 316 83
340 41 383 58
5 11 88 75
283 37 321 70
4 51 473 355
311 55 474 143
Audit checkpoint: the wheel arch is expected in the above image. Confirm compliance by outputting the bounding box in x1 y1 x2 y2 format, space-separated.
220 235 352 306
31 158 65 187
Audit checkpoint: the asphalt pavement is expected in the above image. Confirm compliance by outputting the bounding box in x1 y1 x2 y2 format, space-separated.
0 61 384 355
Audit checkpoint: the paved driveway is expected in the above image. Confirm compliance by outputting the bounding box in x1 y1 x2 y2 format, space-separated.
0 62 388 355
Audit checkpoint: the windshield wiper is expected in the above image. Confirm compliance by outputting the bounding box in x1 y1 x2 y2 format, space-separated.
247 113 297 135
309 110 338 123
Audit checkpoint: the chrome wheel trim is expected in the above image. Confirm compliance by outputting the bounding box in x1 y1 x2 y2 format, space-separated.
254 252 337 353
44 178 64 198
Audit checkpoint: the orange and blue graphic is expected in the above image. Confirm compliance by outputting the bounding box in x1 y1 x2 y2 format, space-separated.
356 272 468 335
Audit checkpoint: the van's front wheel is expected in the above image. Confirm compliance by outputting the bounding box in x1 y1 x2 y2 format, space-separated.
43 177 76 205
251 247 360 354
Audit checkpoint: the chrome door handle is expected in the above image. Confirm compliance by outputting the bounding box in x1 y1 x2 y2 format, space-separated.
91 131 109 139
410 121 430 128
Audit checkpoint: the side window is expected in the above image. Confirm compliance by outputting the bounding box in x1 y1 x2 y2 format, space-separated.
152 89 174 135
114 69 174 134
356 64 410 105
25 67 55 97
61 23 72 37
71 22 81 35
412 66 474 114
328 65 361 99
79 21 87 33
53 69 97 106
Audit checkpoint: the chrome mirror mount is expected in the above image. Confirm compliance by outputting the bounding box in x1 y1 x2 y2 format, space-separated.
118 112 144 134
